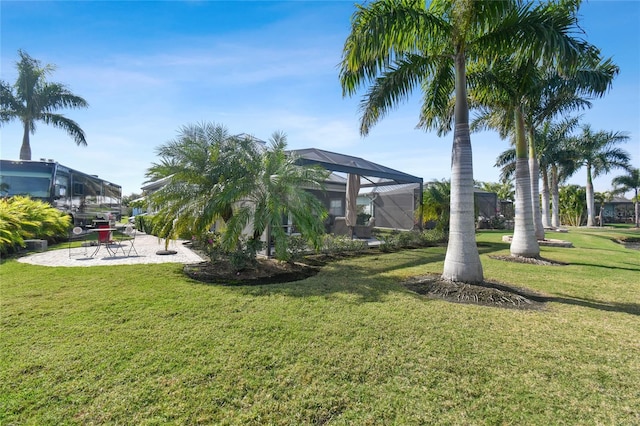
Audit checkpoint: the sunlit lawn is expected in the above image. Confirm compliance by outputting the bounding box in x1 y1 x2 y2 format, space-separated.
1 227 639 424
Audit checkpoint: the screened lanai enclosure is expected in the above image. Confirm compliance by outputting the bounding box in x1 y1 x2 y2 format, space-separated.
288 148 424 234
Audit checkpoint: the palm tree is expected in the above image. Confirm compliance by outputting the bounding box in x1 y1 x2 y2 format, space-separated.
470 59 546 257
526 56 617 236
147 123 329 261
535 116 581 228
494 118 580 230
611 167 640 227
0 50 89 160
594 190 615 227
472 49 616 254
146 122 260 241
421 179 451 231
473 47 617 243
223 132 329 260
478 180 514 202
339 0 587 282
572 125 630 226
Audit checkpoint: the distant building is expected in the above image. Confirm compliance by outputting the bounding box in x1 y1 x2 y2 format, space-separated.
596 196 635 223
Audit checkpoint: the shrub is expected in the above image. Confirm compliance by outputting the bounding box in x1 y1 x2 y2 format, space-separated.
0 196 71 255
356 212 371 225
379 229 447 253
192 231 226 262
135 214 154 234
228 237 263 271
477 216 506 230
286 235 309 262
321 234 367 255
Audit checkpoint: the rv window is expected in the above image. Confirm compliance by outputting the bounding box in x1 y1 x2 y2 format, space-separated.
55 185 67 197
73 182 84 196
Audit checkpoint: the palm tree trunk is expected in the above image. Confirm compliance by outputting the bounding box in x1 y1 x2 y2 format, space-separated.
20 121 32 160
635 189 639 228
442 53 483 284
528 127 545 240
599 202 604 227
540 166 551 229
551 165 561 228
586 164 596 226
511 108 540 258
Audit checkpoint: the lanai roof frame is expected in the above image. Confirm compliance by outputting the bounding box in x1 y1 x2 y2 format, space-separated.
288 148 423 188
288 148 424 230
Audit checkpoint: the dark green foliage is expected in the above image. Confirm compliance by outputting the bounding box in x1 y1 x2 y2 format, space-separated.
320 235 368 255
134 214 154 234
356 213 371 225
146 123 328 261
286 235 309 262
559 185 587 226
228 237 263 272
379 229 446 252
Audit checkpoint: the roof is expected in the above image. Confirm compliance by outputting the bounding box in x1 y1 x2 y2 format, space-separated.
288 148 423 187
141 175 172 192
359 183 420 196
235 133 267 147
609 196 633 204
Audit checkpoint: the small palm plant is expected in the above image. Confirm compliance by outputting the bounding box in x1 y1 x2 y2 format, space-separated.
147 123 328 261
223 132 329 261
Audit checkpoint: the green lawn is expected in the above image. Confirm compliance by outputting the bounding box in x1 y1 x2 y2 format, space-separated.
1 227 639 425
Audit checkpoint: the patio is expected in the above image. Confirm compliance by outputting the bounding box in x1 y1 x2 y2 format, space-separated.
18 232 204 267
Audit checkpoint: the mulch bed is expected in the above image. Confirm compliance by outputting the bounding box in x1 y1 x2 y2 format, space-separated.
402 274 548 310
184 258 321 285
488 255 568 266
183 244 552 310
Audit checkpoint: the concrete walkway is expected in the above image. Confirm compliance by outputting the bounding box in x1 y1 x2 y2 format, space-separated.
18 232 204 267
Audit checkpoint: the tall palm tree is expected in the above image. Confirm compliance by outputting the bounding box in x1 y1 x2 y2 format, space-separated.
535 116 581 228
473 48 617 242
611 167 640 227
0 50 88 160
526 56 617 236
471 59 545 257
339 0 586 282
494 118 580 230
572 125 630 226
472 50 616 253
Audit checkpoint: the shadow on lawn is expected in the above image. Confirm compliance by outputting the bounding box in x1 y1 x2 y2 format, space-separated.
192 241 638 315
234 241 513 304
568 261 640 273
233 249 445 303
544 294 640 316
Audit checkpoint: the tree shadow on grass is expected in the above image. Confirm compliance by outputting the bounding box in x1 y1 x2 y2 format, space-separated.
568 261 640 273
187 243 639 315
543 293 640 316
194 249 446 303
263 255 442 301
476 241 512 254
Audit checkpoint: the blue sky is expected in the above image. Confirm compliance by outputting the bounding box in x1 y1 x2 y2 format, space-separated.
1 0 638 197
